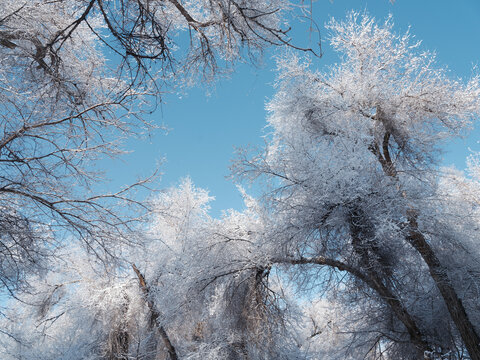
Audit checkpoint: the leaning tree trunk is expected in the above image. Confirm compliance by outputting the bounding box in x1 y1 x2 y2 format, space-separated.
407 213 480 360
132 264 179 360
349 207 429 358
372 130 480 360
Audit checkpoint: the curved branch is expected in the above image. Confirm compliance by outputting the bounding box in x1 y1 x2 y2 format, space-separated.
272 255 429 354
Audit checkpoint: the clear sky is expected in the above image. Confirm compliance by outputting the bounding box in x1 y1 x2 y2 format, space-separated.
104 0 480 217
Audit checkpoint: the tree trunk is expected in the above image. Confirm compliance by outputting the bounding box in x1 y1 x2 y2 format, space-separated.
349 208 428 357
132 264 179 360
373 130 480 360
407 214 480 360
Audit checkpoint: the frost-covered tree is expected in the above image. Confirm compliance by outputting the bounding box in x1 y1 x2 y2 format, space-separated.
0 0 317 355
1 0 316 93
234 12 480 359
0 179 306 359
0 0 150 298
5 9 480 360
0 0 316 297
124 179 294 359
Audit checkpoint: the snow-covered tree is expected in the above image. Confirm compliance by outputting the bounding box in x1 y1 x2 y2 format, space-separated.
0 180 302 359
4 9 480 360
0 0 316 298
234 11 480 359
0 0 318 354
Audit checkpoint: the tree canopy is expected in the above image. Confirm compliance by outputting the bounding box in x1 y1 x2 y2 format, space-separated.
1 6 480 360
0 0 314 296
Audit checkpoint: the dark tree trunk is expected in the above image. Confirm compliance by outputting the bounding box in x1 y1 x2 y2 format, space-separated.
132 264 179 360
373 129 480 360
407 213 480 360
349 207 429 358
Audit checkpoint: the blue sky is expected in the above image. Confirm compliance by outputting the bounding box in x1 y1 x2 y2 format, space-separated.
105 0 480 217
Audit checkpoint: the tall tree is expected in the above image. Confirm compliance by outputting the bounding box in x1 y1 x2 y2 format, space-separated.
235 12 480 359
